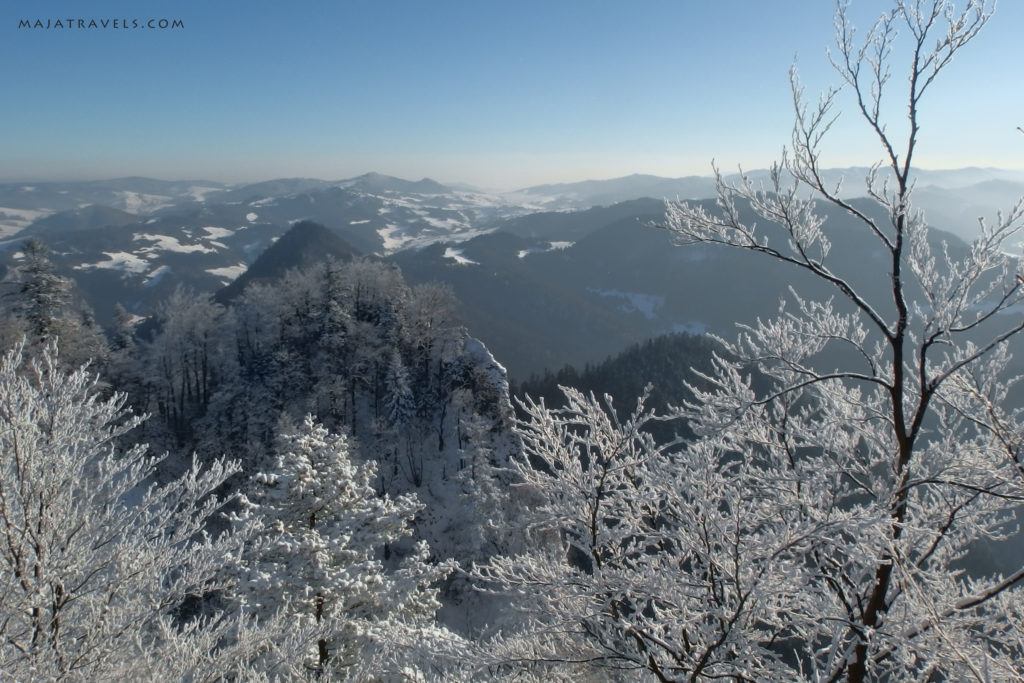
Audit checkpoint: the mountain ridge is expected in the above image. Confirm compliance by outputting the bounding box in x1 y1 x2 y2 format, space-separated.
3 167 1020 363
215 220 360 303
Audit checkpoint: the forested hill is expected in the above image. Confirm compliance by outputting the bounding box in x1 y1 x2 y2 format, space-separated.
215 220 360 303
515 331 722 432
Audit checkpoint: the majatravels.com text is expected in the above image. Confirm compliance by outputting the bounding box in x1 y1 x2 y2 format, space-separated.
19 18 184 30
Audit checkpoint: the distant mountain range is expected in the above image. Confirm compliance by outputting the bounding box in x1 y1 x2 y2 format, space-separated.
2 168 1022 378
516 168 1024 241
5 167 1022 238
0 172 534 327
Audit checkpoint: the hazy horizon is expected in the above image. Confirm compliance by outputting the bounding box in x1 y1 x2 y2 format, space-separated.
4 1 1024 189
7 165 1024 196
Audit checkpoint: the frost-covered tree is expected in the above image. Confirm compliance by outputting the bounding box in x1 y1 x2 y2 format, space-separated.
1 239 107 367
384 349 416 429
183 258 516 564
114 255 516 641
477 1 1024 680
233 415 459 677
472 387 699 679
0 341 260 679
140 285 233 450
12 238 70 342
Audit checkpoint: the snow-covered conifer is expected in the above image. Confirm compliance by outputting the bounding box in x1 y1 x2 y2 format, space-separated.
11 238 71 342
233 415 458 677
1 239 108 367
384 349 416 428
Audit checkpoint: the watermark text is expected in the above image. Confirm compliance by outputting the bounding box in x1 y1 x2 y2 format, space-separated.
18 18 184 30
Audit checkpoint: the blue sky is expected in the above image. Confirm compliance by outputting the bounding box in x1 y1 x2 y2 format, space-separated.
2 1 1022 189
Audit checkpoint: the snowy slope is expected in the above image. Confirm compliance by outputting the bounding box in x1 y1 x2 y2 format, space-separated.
0 174 543 326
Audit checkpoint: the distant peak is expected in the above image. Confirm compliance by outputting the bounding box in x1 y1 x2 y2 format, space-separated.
345 172 450 195
215 220 360 304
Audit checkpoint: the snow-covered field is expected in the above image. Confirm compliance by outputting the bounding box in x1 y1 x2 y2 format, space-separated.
202 226 235 240
133 233 218 254
378 224 412 252
0 207 52 237
76 251 150 274
206 263 247 283
115 191 174 214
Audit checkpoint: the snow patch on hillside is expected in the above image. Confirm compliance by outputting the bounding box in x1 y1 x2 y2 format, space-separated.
443 247 478 265
378 224 412 252
517 240 575 258
202 226 234 239
207 263 247 283
246 212 259 222
145 265 172 286
416 211 467 231
115 191 173 214
187 186 222 202
134 233 218 254
0 207 51 237
77 251 150 274
350 219 371 225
